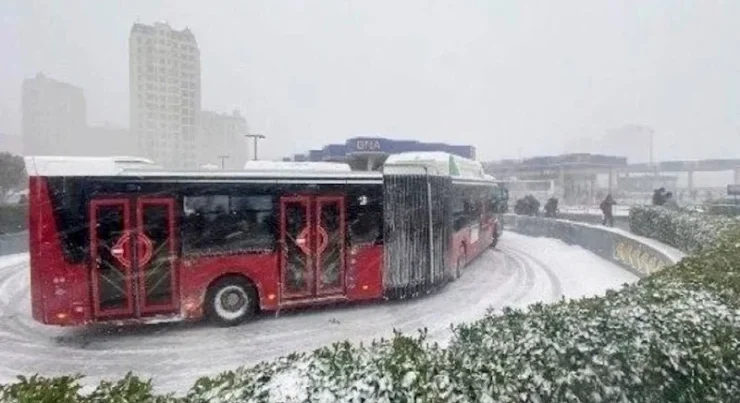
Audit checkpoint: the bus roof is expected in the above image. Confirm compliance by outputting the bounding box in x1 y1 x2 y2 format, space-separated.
383 152 491 181
23 155 382 182
23 154 494 185
24 156 161 176
243 160 351 172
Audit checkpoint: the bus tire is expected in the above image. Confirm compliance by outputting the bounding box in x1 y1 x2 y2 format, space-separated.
206 277 257 327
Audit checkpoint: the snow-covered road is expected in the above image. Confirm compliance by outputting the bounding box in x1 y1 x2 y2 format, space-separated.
0 232 637 393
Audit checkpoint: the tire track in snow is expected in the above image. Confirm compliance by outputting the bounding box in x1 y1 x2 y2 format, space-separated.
0 233 633 393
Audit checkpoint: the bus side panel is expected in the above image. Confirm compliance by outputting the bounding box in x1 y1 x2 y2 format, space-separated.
471 219 494 259
28 176 44 323
345 244 383 300
178 253 280 319
28 177 90 326
451 228 471 266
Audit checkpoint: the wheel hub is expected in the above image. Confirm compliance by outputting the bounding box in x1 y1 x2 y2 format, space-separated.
221 290 246 312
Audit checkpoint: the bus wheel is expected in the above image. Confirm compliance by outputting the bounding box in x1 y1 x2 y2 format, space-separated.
206 277 257 327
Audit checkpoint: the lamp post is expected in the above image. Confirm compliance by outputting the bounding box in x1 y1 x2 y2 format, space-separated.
648 127 654 167
245 133 266 161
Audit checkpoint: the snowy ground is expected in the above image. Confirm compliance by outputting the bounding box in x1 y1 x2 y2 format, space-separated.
0 233 637 394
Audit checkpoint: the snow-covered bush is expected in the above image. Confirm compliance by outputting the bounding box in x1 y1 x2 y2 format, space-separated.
449 283 740 402
630 205 740 254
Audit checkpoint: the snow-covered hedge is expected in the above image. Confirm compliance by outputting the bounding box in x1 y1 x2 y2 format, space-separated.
4 228 740 402
629 205 740 254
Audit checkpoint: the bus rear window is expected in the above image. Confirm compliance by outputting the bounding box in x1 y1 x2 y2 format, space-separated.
46 177 88 263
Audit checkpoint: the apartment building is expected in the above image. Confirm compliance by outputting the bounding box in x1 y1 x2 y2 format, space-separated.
198 110 249 169
21 73 87 156
129 22 201 168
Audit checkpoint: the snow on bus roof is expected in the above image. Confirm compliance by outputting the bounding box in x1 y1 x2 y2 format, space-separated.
383 151 489 180
24 156 160 176
243 160 352 172
24 155 381 182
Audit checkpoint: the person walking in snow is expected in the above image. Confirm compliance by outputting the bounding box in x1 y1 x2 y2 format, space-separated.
600 194 616 227
544 197 559 218
652 187 666 206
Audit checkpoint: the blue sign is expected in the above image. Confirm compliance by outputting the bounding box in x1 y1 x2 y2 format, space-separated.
348 137 391 153
293 136 476 162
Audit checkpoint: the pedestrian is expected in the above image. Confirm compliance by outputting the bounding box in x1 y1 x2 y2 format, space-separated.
544 197 558 218
652 187 666 206
600 194 616 227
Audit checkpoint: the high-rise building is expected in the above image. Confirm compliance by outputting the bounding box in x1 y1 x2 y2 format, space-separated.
129 21 201 168
198 110 248 169
21 73 87 156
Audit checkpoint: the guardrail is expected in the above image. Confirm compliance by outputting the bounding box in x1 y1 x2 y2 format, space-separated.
555 212 630 231
503 214 684 277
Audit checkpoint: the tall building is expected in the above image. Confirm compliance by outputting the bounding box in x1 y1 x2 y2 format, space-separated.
129 22 201 168
198 110 248 169
21 73 87 156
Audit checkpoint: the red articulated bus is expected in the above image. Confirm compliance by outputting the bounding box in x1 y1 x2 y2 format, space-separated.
25 152 501 327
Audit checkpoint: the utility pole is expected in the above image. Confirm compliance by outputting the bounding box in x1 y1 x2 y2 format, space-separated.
244 133 266 161
648 127 654 167
218 155 229 169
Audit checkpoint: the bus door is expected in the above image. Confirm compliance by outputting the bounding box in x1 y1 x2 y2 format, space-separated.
279 195 346 301
89 197 179 319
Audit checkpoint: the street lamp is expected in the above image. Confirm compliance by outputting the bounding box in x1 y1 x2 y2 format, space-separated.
244 133 266 161
648 127 654 167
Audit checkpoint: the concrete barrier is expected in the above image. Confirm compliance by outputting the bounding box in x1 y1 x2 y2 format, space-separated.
0 231 27 256
504 214 684 277
555 212 630 231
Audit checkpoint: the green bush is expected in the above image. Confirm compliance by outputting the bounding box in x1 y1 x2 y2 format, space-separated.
3 213 740 401
705 203 740 217
0 203 27 234
0 373 179 403
629 205 740 254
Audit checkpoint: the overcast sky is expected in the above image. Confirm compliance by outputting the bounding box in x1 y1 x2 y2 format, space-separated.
2 0 740 161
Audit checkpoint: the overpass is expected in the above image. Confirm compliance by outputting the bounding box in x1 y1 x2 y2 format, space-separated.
484 154 740 203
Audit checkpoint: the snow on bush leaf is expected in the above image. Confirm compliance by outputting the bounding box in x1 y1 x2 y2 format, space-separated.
630 205 740 254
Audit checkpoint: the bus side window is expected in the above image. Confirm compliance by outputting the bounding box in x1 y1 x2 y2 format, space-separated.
452 186 468 231
182 195 275 255
348 194 383 246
